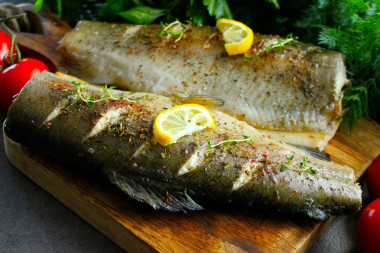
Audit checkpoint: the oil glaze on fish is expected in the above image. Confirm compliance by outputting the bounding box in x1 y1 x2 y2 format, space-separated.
5 72 361 220
58 21 349 150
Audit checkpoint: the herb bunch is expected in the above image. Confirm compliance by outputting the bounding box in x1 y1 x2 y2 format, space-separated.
298 0 379 127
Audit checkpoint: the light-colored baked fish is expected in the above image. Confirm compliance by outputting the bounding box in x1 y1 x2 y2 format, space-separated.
58 21 349 150
4 72 361 220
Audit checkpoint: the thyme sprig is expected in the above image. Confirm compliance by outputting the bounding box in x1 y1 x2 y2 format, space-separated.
264 33 298 53
207 135 253 149
72 81 134 106
280 155 316 174
156 20 191 42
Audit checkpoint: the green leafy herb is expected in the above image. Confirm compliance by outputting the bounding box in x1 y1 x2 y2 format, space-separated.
253 49 261 60
281 155 316 174
157 20 191 42
285 155 294 165
244 54 252 61
72 81 134 106
208 135 252 148
33 0 44 12
119 6 167 24
299 0 380 127
203 0 233 20
32 0 62 17
264 33 298 53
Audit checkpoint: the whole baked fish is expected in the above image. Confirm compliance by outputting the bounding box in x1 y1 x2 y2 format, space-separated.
4 72 361 220
58 21 349 150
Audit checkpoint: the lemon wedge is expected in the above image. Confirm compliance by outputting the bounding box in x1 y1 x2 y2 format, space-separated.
216 18 254 56
153 104 216 146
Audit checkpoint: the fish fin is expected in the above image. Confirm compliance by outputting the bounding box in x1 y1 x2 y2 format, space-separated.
178 96 224 108
288 143 331 161
109 171 204 212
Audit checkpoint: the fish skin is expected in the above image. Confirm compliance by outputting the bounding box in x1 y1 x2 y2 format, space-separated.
58 21 348 150
4 72 361 220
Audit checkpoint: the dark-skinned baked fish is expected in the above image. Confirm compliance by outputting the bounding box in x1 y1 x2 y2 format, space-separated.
58 21 349 150
4 72 361 220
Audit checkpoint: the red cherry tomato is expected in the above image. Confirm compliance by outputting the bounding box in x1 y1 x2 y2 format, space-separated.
356 198 380 253
368 154 380 199
0 30 16 65
0 58 49 109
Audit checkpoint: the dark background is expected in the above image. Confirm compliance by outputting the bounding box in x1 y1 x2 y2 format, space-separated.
0 1 370 252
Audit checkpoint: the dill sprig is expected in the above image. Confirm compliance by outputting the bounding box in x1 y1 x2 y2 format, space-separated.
72 81 134 106
207 135 253 149
156 20 191 42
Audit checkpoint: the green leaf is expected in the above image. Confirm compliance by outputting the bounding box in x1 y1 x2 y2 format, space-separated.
99 0 138 21
87 95 95 100
186 0 209 25
309 167 317 174
87 101 95 106
119 6 166 24
203 0 232 20
266 0 279 9
33 0 44 13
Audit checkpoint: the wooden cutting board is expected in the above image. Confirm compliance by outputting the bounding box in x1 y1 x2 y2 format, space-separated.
3 5 380 253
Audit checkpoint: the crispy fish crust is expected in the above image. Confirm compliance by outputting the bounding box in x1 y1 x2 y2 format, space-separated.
58 21 349 150
5 72 361 220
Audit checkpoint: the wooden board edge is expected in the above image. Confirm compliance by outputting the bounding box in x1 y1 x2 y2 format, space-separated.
4 134 156 253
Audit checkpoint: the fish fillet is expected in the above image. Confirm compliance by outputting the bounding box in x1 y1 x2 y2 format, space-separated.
4 72 361 220
58 21 348 150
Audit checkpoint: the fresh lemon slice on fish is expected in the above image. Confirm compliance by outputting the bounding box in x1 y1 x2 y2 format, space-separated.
153 104 216 146
216 18 253 56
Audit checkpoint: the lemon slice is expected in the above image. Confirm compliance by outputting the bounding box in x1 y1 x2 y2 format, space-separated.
153 104 216 146
216 18 254 55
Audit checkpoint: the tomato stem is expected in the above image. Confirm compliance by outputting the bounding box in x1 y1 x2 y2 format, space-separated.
0 13 25 69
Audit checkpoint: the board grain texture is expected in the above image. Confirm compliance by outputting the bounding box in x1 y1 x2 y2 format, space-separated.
3 5 380 253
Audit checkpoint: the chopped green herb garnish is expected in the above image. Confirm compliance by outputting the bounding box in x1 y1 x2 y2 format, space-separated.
72 81 134 105
281 155 316 174
309 167 316 174
286 155 294 165
253 49 261 60
244 54 252 61
156 20 191 42
208 135 253 148
264 33 298 53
